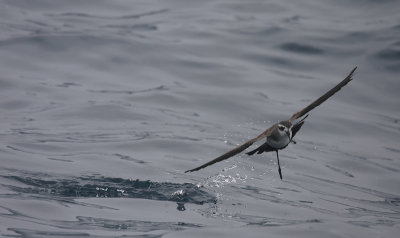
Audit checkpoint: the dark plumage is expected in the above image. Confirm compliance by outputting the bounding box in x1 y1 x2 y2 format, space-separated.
247 115 308 156
185 67 357 179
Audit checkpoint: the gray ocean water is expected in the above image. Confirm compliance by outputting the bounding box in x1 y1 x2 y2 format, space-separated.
1 0 399 237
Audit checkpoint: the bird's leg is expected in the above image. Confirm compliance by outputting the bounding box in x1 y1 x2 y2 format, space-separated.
275 150 283 180
291 140 297 144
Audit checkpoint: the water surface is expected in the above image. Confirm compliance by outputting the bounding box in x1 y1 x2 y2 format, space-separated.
0 0 399 237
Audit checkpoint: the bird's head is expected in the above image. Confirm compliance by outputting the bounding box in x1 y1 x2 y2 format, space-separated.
277 121 292 139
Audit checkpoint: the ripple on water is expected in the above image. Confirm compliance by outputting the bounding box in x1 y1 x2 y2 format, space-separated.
279 42 324 55
2 173 216 211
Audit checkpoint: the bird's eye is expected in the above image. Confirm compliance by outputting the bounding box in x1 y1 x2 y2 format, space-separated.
278 126 285 131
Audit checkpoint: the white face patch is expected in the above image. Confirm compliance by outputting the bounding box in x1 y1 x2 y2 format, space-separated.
277 123 292 139
278 124 286 131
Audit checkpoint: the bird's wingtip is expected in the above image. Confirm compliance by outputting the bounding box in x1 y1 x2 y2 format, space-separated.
347 66 358 80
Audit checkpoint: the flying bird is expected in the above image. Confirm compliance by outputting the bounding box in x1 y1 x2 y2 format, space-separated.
185 67 357 179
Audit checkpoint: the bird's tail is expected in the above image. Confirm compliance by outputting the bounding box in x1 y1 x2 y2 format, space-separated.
246 142 275 155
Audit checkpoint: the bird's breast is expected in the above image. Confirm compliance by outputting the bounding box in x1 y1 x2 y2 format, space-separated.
266 134 290 149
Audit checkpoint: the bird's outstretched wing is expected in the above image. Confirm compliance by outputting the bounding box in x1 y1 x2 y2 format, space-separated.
185 125 276 173
291 114 309 139
185 67 357 173
289 67 357 122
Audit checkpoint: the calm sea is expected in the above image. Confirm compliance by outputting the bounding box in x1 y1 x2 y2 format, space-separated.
0 0 399 237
